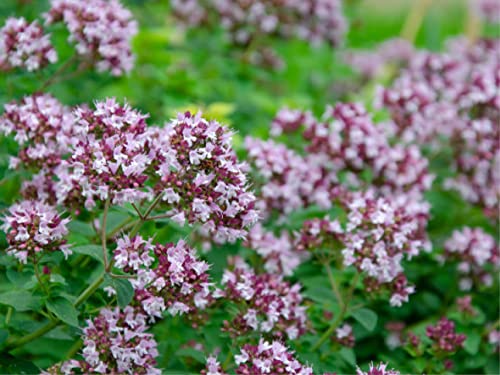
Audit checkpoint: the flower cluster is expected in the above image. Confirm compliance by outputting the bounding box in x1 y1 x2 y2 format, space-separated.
66 98 152 208
296 191 426 306
244 137 339 218
152 111 258 243
221 258 307 339
234 338 313 375
426 318 466 354
0 17 57 72
377 37 499 215
173 0 346 67
341 193 425 306
245 224 308 276
114 236 216 321
0 94 74 171
44 0 137 75
47 307 160 374
443 227 498 290
248 103 433 220
1 200 70 264
356 362 400 375
470 0 500 23
343 38 414 80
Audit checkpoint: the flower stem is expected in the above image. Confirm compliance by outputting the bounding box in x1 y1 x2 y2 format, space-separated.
101 197 110 270
324 262 344 310
311 273 359 351
33 257 49 297
401 0 433 43
4 272 106 351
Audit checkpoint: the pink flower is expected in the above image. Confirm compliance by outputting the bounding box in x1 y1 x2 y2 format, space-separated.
356 362 400 375
50 306 160 374
1 200 70 264
444 227 498 290
45 0 137 75
151 112 258 243
234 338 313 375
221 258 307 339
0 17 57 72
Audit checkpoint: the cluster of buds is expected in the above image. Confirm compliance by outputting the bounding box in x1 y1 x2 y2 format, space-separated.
113 236 216 321
0 94 74 171
234 338 313 375
456 295 476 316
0 17 57 72
44 0 137 75
443 227 499 290
221 258 307 339
1 200 70 264
152 111 259 243
245 224 308 276
356 362 401 375
172 0 346 68
46 307 160 374
426 318 466 354
67 98 153 208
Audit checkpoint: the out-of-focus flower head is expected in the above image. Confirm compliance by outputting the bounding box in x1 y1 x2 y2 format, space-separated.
426 317 466 354
45 0 137 75
444 227 499 290
245 223 309 276
0 94 75 171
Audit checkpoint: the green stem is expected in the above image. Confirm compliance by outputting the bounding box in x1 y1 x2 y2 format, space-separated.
5 307 12 325
128 193 163 238
5 320 59 350
33 257 49 297
65 339 83 359
324 263 344 310
400 0 433 43
101 198 110 270
74 273 105 307
311 273 359 351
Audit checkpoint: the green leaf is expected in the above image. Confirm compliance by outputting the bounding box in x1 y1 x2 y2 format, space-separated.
0 354 39 374
351 308 378 331
176 347 206 364
114 279 134 308
46 298 79 327
463 331 481 355
71 245 105 264
0 329 8 346
67 221 95 237
338 347 356 366
0 290 41 312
